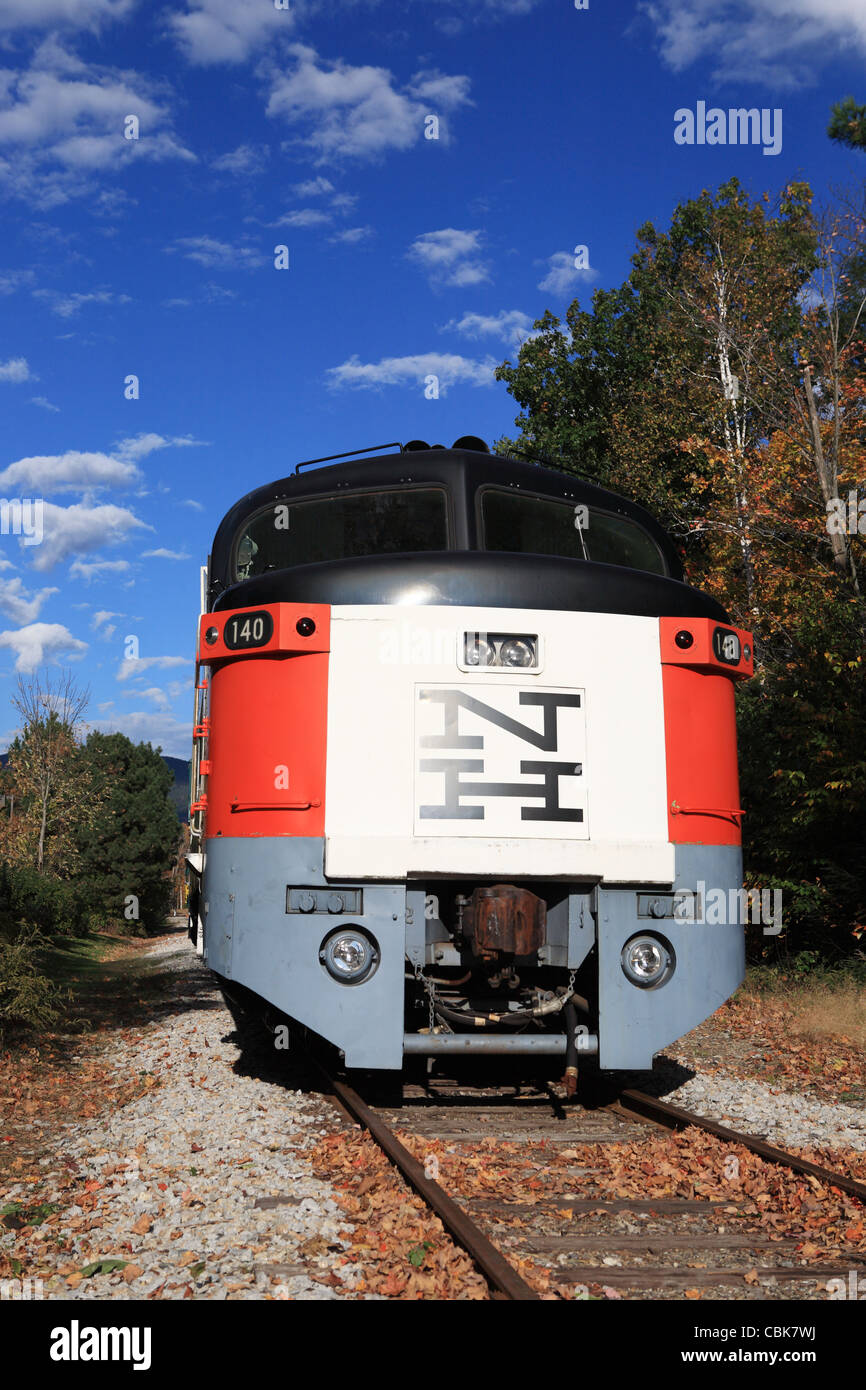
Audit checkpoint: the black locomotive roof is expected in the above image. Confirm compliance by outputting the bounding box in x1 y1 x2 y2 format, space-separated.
207 444 730 622
208 445 683 598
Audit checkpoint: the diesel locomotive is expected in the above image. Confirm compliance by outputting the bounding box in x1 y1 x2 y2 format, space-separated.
187 437 753 1080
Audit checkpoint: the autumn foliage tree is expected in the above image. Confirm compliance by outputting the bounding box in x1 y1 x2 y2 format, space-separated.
496 178 866 960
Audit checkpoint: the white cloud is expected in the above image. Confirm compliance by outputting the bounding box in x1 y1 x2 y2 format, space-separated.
265 44 471 164
212 142 268 175
0 269 36 294
68 557 130 581
433 0 544 26
0 356 34 383
638 0 866 86
292 175 333 197
121 684 170 710
0 39 194 207
274 207 331 227
142 548 191 560
113 431 206 462
0 621 87 672
327 351 497 393
0 0 134 30
0 577 58 624
33 288 129 317
329 225 374 245
443 308 532 348
0 449 140 492
92 607 120 638
169 0 294 65
90 708 190 757
0 433 204 496
116 654 187 682
168 235 265 269
26 502 150 572
537 250 595 296
181 498 204 510
30 395 60 412
407 228 490 288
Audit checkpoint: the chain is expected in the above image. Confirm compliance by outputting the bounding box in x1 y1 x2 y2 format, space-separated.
413 959 437 1032
567 968 576 998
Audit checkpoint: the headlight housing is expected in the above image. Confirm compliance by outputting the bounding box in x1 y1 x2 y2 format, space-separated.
320 928 379 984
621 933 674 988
461 632 538 670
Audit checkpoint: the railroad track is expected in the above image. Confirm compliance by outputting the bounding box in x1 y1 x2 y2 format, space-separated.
316 1065 866 1301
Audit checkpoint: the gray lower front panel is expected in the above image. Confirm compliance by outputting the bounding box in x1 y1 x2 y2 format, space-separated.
597 844 745 1069
202 836 745 1071
203 836 406 1068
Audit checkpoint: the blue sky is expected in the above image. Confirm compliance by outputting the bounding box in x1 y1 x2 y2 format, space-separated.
0 0 864 757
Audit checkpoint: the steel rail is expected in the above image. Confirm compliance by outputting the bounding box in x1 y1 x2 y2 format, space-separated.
616 1088 866 1204
316 1064 540 1301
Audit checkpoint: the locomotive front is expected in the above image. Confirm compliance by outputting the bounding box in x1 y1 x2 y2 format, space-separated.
188 441 753 1077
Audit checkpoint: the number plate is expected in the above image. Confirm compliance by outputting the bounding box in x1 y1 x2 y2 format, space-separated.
223 611 274 649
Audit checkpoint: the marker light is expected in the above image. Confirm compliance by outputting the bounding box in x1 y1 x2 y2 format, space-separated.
204 627 219 645
621 934 674 988
320 928 379 984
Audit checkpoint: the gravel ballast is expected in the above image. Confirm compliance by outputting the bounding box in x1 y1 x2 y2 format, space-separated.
2 932 365 1300
3 931 862 1301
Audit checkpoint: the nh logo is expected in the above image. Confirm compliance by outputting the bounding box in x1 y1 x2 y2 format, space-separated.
414 686 588 835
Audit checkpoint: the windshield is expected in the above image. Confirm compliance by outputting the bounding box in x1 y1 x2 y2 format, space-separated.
233 487 450 580
479 488 667 576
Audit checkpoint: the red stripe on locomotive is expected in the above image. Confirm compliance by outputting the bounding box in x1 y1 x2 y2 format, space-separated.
198 603 330 840
659 616 753 846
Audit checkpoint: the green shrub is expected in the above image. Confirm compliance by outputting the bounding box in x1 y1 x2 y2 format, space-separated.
1 865 91 938
0 925 63 1040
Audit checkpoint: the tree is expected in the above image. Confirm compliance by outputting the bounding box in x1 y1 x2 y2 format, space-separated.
496 178 866 958
828 97 866 152
74 732 180 933
4 673 92 874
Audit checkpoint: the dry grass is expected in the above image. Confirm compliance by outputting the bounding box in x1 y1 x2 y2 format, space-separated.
743 975 866 1049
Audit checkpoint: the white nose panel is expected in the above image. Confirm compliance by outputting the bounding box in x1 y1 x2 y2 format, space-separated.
324 605 673 884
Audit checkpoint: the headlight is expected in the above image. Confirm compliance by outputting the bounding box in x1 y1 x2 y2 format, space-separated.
320 928 379 984
464 635 496 666
499 638 535 668
621 933 674 988
461 632 539 670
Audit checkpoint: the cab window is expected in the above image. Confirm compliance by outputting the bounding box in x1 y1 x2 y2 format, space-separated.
234 487 449 580
479 488 667 576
